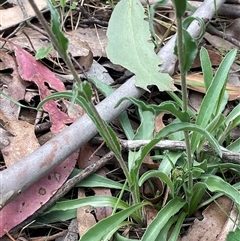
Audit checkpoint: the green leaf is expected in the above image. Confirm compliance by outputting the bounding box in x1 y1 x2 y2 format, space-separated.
47 0 68 53
155 215 179 241
139 170 174 197
226 227 240 241
35 45 53 60
172 0 186 18
106 0 175 92
191 49 237 152
200 47 213 90
114 232 138 241
69 168 129 190
182 28 198 73
158 151 183 176
138 122 222 169
46 196 129 213
34 209 77 225
80 202 148 241
225 103 240 126
168 212 187 241
189 182 206 215
205 176 240 207
141 198 186 241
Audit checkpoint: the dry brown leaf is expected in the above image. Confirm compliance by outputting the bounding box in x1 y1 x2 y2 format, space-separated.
173 73 240 101
78 143 113 221
77 188 96 237
180 196 237 241
204 32 237 52
71 28 107 57
192 49 222 68
144 205 159 226
9 27 106 58
154 112 166 133
0 51 28 101
1 120 40 167
226 18 240 40
0 1 47 31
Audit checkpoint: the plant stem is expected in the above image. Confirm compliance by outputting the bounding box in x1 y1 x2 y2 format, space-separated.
175 17 193 202
28 0 81 86
28 0 131 183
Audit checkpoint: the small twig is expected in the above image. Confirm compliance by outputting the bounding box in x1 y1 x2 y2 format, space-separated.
30 230 68 241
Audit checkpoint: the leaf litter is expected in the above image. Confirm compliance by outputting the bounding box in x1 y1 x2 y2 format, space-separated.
0 0 240 240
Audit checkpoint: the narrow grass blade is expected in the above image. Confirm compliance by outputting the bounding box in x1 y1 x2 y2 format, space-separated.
141 197 185 241
80 202 147 241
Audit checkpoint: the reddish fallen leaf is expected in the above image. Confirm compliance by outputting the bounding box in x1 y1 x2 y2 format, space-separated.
14 44 74 134
0 152 78 237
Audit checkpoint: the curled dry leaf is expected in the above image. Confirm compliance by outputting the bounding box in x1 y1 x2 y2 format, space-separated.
173 73 240 101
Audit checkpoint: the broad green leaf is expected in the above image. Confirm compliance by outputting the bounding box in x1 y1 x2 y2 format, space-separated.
106 0 174 92
226 227 240 241
200 47 213 90
191 49 237 152
141 198 186 241
80 202 147 241
172 0 186 18
139 170 174 197
205 176 240 207
47 0 68 54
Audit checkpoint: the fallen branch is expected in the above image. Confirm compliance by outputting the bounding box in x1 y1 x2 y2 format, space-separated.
120 140 240 164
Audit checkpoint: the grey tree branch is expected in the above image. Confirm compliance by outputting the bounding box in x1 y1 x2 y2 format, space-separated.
120 140 240 164
0 0 227 209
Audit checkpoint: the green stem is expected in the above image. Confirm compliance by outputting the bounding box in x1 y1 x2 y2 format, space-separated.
28 0 131 183
175 17 193 202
